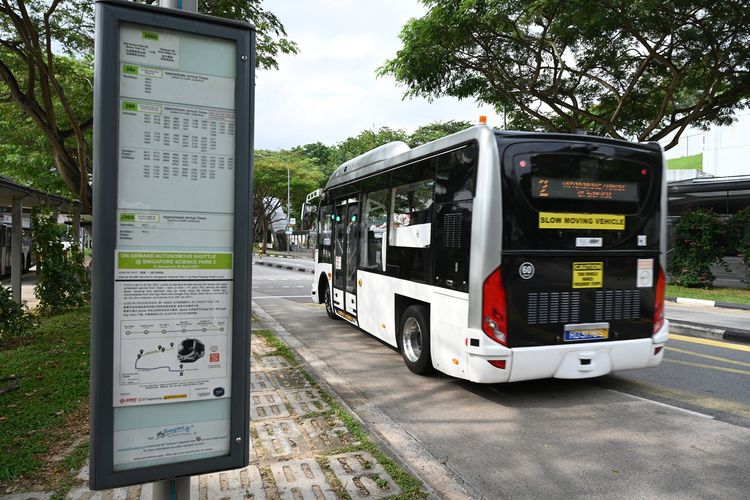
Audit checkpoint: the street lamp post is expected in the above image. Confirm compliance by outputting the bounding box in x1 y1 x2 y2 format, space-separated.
287 166 291 256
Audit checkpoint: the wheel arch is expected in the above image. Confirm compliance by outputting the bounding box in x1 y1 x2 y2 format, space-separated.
394 294 430 333
317 272 330 304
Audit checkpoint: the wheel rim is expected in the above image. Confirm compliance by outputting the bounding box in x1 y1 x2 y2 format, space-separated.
402 317 422 362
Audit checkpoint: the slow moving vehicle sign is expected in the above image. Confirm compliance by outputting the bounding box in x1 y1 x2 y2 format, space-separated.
90 0 254 489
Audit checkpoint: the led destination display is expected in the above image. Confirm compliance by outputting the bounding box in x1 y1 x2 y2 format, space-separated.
532 177 638 202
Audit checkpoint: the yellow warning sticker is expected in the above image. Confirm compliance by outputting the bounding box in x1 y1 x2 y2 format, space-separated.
572 262 603 288
539 212 625 230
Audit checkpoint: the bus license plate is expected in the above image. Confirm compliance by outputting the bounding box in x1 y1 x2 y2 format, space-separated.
564 323 609 342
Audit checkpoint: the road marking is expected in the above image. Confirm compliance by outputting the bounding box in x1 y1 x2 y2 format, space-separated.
254 295 311 299
606 377 750 420
669 333 750 353
668 346 750 368
607 389 714 420
663 358 750 376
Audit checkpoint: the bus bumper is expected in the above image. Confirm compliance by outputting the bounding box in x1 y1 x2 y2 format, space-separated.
466 320 669 383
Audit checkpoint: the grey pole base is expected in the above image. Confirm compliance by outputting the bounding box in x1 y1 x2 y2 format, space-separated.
152 477 191 499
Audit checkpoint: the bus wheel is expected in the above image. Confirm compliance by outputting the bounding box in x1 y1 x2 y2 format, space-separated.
399 305 434 375
323 286 339 320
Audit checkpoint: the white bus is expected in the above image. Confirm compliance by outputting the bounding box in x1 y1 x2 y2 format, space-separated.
311 126 668 383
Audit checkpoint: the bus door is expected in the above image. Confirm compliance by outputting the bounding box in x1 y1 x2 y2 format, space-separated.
332 196 360 321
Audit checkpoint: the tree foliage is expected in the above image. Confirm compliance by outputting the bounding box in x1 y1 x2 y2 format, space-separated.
380 0 750 148
253 150 323 250
0 0 297 211
294 122 475 184
408 120 472 147
668 209 731 288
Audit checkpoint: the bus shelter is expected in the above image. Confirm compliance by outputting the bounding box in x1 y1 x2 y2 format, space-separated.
0 176 80 304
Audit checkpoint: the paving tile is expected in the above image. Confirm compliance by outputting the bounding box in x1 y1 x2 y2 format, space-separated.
249 356 263 372
254 419 310 459
268 369 311 389
270 459 335 500
1 493 52 500
250 371 276 391
200 464 265 499
327 452 402 499
250 338 277 357
257 356 293 371
301 415 357 452
284 388 330 416
251 391 290 419
65 484 140 499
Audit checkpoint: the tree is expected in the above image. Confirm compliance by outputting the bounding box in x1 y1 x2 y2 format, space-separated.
327 127 408 176
292 141 334 175
0 0 298 211
668 208 731 288
408 120 472 147
253 150 323 252
380 0 750 149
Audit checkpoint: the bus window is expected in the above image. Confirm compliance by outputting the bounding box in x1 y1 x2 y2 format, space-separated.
360 190 388 270
319 203 333 264
389 180 434 248
435 143 477 203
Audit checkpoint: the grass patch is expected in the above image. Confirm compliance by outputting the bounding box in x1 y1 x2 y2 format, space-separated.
0 307 90 486
667 153 702 170
667 284 750 305
252 328 427 499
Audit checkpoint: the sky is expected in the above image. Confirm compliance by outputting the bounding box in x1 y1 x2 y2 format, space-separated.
254 0 503 151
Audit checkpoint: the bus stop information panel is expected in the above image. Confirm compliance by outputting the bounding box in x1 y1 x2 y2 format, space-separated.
91 0 254 489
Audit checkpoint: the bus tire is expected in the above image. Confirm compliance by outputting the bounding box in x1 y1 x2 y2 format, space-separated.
323 285 339 320
398 305 434 375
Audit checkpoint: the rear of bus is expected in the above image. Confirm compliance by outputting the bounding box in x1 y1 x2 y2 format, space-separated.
471 133 667 383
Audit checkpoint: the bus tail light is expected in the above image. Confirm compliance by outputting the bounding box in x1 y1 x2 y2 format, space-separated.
653 265 666 334
482 266 508 346
488 359 506 369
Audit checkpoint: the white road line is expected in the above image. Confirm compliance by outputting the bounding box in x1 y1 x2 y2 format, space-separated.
606 389 715 420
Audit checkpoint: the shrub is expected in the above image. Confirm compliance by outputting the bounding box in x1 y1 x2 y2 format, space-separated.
32 207 90 315
728 207 750 272
0 285 31 341
668 208 731 288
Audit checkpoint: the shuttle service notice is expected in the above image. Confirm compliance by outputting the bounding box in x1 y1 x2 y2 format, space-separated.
110 23 237 468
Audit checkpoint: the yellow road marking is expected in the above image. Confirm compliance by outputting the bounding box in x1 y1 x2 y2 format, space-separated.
608 378 750 420
669 333 750 353
667 346 750 368
663 358 750 376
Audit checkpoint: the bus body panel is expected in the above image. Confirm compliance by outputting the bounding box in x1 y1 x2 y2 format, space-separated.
464 319 668 383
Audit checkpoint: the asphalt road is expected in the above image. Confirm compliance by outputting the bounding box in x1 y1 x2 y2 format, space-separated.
251 265 750 498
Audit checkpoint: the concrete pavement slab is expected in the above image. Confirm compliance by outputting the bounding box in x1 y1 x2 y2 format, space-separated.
327 451 402 499
257 356 294 371
254 419 310 459
301 416 358 452
250 390 291 419
270 459 335 500
286 388 331 415
268 369 312 389
250 371 276 392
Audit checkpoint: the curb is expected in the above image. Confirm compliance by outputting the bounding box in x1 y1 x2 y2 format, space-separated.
669 320 750 345
254 260 314 274
666 296 750 311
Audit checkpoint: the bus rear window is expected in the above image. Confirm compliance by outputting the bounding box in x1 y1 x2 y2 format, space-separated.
511 150 654 214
